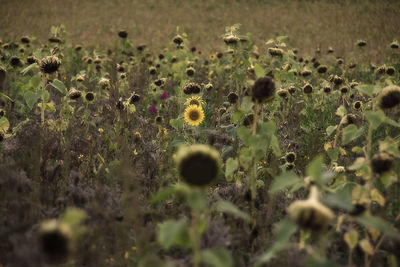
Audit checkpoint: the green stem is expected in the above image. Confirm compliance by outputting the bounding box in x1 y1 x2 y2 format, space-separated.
190 210 200 267
41 74 47 127
250 103 260 201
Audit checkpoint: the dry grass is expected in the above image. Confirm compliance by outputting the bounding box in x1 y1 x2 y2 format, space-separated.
0 0 399 59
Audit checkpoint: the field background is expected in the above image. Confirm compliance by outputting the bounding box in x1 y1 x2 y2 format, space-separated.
1 0 400 60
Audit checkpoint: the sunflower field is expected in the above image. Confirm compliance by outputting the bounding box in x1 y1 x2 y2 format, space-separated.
1 14 400 267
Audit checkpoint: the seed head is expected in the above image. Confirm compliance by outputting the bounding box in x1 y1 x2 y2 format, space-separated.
38 219 74 264
39 56 61 74
356 40 367 47
317 65 328 74
287 186 334 231
302 83 313 94
227 92 239 104
85 92 94 102
21 36 31 44
186 67 195 76
175 144 222 186
285 152 296 163
173 34 184 45
340 114 357 126
183 82 201 95
118 30 128 38
340 86 349 94
251 76 276 103
277 89 289 100
371 152 393 174
390 40 399 49
130 93 140 103
223 34 239 45
268 47 284 57
67 88 82 100
10 56 22 67
377 85 400 110
386 66 395 75
353 101 362 110
288 86 297 95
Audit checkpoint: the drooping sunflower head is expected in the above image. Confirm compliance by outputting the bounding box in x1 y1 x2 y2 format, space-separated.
185 96 204 107
39 55 61 74
287 186 334 232
251 76 276 103
38 219 75 264
371 152 393 174
175 144 222 186
184 105 204 126
377 85 400 110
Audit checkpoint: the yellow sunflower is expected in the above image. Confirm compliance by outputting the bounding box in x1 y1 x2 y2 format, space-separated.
185 96 205 107
184 105 204 126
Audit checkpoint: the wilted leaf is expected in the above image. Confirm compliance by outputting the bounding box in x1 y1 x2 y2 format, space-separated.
370 189 386 206
0 117 10 134
344 230 359 250
359 239 374 255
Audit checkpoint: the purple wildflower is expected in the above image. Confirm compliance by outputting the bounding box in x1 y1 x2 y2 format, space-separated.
149 105 157 114
161 91 170 100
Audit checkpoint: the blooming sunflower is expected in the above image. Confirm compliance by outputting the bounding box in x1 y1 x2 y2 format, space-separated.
185 96 205 107
184 105 204 126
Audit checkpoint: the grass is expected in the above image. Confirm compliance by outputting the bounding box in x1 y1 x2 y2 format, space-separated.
1 0 400 60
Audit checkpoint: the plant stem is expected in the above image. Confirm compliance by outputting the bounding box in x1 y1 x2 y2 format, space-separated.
348 249 353 267
41 73 47 127
250 103 259 201
190 210 200 267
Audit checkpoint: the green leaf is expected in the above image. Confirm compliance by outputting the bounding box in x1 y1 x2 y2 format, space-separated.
0 117 10 134
270 171 300 193
237 126 252 145
327 148 339 161
24 91 41 110
232 110 244 123
306 155 324 184
324 185 353 211
213 200 251 222
200 248 233 267
259 121 277 137
21 63 38 75
326 125 337 137
270 135 281 156
239 147 252 169
356 84 374 97
342 124 364 145
225 158 239 181
255 219 297 266
355 214 400 238
254 64 265 78
61 207 87 227
151 186 175 204
365 110 386 131
50 79 67 94
240 96 254 113
169 118 184 129
157 218 190 250
336 105 347 117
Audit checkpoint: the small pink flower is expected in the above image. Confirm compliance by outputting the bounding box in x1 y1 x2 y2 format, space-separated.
161 91 170 100
149 105 157 114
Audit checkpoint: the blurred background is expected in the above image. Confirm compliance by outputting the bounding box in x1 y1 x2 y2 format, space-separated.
1 0 399 60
